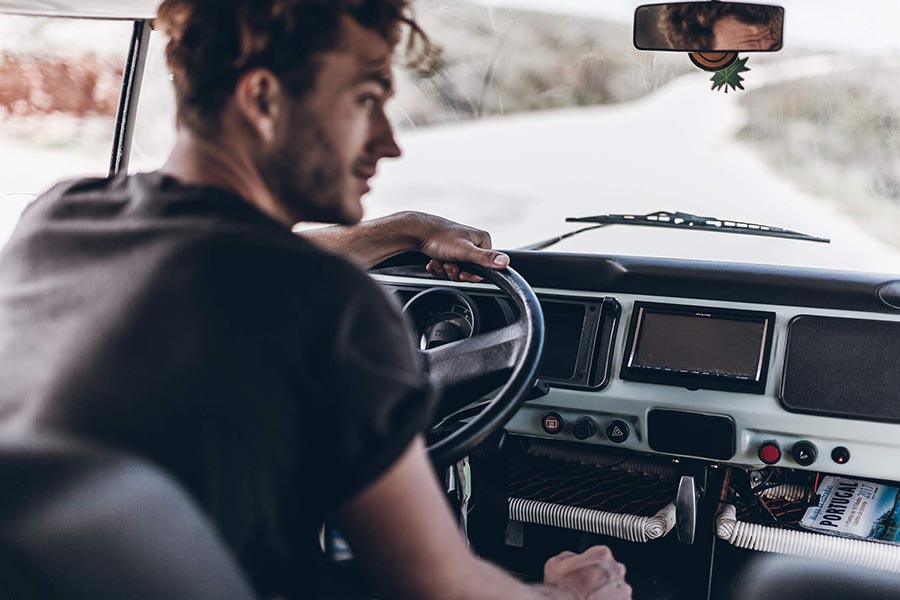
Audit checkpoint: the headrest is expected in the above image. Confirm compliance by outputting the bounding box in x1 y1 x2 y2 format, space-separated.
0 433 256 600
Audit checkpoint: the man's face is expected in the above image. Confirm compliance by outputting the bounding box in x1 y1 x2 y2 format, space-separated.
712 15 778 51
262 16 401 225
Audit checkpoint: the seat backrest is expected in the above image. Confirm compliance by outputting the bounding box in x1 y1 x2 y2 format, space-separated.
0 433 257 600
734 554 900 600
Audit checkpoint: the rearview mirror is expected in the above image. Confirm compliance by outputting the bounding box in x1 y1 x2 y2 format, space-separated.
634 2 784 52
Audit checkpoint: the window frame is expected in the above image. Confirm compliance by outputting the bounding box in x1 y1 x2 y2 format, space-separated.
109 19 152 177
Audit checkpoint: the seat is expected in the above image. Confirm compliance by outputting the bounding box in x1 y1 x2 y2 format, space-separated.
734 554 900 600
0 433 257 600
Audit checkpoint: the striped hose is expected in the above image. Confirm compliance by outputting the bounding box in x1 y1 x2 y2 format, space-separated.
758 483 811 502
717 503 900 573
508 497 676 543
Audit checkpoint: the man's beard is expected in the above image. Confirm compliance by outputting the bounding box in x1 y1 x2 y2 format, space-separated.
258 105 350 225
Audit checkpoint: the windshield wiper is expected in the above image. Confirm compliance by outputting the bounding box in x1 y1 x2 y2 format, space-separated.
520 210 830 251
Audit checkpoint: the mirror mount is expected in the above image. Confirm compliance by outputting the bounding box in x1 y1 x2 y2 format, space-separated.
689 51 738 72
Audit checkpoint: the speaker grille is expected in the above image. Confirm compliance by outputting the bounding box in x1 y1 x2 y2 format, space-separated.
781 316 900 423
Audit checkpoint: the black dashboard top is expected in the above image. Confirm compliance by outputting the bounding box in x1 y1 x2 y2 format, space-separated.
374 251 900 315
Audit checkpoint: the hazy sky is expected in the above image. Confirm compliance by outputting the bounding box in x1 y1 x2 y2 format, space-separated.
470 0 900 54
0 15 131 55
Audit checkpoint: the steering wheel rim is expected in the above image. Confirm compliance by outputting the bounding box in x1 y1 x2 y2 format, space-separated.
422 263 544 467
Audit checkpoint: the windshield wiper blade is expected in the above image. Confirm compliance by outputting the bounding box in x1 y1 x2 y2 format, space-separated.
519 210 830 251
569 211 831 242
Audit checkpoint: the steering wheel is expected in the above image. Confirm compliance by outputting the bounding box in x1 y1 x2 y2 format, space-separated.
420 263 544 467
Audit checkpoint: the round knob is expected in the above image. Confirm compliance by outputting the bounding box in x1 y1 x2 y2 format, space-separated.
792 441 818 466
573 417 597 440
831 446 851 465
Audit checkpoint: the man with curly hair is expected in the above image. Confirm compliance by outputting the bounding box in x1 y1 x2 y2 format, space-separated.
660 3 783 51
0 1 630 599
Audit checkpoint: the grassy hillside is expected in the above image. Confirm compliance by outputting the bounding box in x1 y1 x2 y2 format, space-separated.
737 64 900 249
393 1 691 128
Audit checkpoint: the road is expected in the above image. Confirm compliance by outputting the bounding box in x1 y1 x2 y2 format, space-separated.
365 56 900 274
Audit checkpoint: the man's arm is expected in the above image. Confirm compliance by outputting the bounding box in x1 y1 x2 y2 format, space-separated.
337 436 631 600
300 211 510 281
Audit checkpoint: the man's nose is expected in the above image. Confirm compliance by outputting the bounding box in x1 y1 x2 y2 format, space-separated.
369 112 402 160
380 130 402 159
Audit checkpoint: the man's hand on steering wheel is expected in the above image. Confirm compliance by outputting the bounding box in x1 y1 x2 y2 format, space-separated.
415 213 510 282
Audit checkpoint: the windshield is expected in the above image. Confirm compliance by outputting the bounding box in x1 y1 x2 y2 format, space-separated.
131 0 900 274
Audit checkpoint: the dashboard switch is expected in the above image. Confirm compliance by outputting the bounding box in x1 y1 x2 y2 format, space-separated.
758 440 781 465
573 417 597 440
606 420 630 444
792 441 818 466
541 412 563 435
831 446 851 465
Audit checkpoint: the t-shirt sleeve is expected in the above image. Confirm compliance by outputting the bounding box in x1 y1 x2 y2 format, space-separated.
317 274 436 504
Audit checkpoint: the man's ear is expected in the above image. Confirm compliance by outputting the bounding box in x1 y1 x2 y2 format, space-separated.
234 68 283 145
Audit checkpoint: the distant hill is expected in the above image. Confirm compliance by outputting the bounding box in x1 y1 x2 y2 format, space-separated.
392 0 691 128
737 62 900 250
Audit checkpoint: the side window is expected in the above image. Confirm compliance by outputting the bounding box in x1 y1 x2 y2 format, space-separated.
129 30 177 173
0 15 131 242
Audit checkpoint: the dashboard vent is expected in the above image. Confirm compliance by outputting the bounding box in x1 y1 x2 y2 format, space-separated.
877 281 900 310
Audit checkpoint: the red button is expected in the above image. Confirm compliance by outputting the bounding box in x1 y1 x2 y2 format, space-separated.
758 440 781 465
542 412 563 435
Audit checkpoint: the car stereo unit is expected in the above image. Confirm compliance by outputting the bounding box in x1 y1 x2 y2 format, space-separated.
621 302 776 394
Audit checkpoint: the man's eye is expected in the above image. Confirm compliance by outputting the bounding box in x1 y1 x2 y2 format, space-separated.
359 94 379 109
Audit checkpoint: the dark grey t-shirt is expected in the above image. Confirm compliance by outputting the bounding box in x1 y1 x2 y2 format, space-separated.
0 172 433 597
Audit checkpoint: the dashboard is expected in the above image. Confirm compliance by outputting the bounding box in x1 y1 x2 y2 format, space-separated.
372 251 900 483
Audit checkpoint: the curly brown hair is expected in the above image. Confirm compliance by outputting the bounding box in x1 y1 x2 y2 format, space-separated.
659 3 782 51
155 0 439 135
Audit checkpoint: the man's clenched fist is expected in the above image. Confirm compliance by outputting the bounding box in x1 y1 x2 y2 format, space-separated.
542 546 631 600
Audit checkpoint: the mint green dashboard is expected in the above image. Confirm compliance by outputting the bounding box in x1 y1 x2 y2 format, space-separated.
374 251 900 482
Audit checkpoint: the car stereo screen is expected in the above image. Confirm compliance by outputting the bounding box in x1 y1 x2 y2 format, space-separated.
633 311 766 379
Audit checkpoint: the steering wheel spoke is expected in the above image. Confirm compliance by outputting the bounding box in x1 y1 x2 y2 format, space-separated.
395 261 544 467
422 320 526 388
